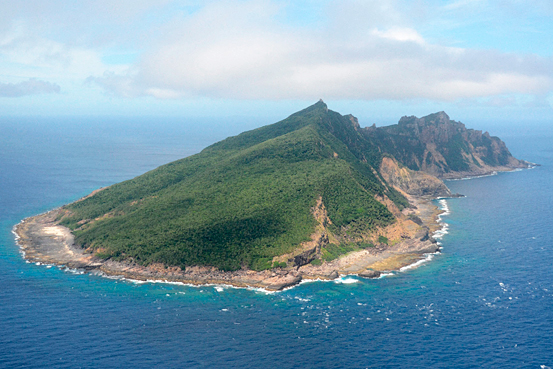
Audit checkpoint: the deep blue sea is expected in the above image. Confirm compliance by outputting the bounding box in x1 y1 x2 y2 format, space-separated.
1 116 552 368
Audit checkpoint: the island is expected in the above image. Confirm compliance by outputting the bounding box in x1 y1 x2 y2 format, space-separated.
14 101 532 291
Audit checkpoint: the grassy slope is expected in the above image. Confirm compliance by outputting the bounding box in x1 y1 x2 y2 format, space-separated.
59 102 402 271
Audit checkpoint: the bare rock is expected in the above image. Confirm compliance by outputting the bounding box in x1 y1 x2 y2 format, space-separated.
416 228 430 241
380 157 452 198
416 242 440 254
358 269 381 279
264 273 302 291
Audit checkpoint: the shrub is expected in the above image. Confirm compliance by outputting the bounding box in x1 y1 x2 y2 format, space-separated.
357 241 374 249
252 257 272 271
272 261 287 268
310 258 322 266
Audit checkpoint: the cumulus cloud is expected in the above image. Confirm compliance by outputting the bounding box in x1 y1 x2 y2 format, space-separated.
87 0 553 102
0 78 60 97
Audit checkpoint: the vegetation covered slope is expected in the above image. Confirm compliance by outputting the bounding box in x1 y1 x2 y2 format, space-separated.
58 101 405 271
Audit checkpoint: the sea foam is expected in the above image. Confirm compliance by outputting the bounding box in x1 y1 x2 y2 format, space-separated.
399 252 437 272
335 276 359 284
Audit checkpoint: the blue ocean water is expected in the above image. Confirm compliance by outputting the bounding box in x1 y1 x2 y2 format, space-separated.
1 117 552 368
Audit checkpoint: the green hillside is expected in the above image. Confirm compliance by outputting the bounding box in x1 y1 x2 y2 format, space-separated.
58 101 404 271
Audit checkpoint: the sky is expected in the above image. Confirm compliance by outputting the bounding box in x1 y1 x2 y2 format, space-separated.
1 0 552 126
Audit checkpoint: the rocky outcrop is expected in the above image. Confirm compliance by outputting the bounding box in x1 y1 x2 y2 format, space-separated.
379 156 452 198
290 233 328 267
365 111 530 179
277 196 333 267
358 269 381 278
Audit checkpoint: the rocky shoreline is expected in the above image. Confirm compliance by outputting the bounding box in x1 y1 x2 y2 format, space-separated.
14 193 445 292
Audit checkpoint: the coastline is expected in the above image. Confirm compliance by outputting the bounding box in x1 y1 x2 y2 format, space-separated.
439 161 537 181
13 193 445 292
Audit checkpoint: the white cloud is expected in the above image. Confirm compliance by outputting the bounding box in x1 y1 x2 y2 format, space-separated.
0 78 60 97
371 27 425 44
2 0 552 104
87 0 553 102
0 17 130 93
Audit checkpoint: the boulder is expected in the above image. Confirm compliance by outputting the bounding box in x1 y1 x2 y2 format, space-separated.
358 269 381 279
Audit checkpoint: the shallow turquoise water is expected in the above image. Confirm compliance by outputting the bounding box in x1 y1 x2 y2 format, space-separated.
1 117 552 368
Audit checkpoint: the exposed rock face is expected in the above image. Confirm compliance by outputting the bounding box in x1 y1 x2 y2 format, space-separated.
365 111 530 179
291 234 328 267
379 156 452 198
277 196 334 267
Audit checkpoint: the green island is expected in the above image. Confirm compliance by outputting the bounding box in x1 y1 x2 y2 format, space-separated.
14 101 531 290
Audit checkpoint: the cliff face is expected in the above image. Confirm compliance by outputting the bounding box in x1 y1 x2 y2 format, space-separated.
379 157 452 198
365 111 529 179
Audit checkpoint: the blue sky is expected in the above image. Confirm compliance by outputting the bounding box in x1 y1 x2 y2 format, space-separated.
1 0 552 125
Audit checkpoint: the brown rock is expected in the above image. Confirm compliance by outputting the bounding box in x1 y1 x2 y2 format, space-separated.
264 273 302 291
328 270 339 280
358 269 381 279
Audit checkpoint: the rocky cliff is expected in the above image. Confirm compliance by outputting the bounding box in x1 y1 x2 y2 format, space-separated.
379 156 452 198
365 111 530 179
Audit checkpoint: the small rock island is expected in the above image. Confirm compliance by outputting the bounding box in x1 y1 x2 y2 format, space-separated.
15 101 531 290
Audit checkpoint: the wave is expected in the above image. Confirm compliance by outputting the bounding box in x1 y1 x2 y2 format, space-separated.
434 199 451 238
11 223 21 241
432 198 451 242
89 269 280 294
378 272 394 279
41 265 88 275
334 276 359 284
437 199 450 216
12 222 27 260
399 252 437 272
433 225 449 240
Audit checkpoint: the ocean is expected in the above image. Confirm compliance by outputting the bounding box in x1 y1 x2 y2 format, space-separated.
1 116 552 368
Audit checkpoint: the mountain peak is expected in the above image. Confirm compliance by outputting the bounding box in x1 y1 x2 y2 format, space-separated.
288 100 328 119
316 99 328 110
424 111 450 123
